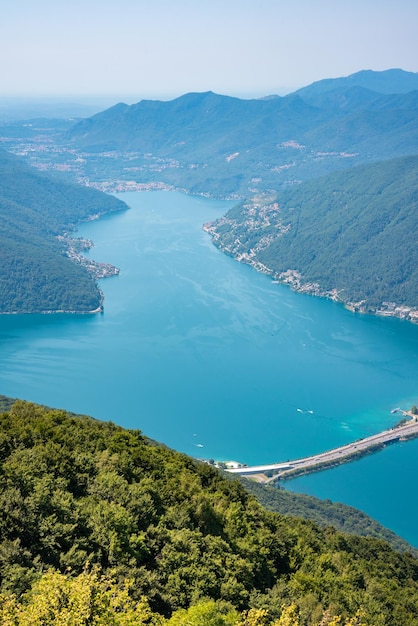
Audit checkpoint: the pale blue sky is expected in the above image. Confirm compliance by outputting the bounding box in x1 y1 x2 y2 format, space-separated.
1 0 418 99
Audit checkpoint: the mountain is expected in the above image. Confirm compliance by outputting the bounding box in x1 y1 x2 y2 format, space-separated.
0 149 127 313
292 68 418 99
204 155 418 320
2 69 417 314
289 85 418 116
2 398 418 625
61 70 418 197
64 91 326 155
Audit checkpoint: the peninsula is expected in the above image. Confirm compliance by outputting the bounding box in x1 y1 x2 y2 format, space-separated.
0 148 127 314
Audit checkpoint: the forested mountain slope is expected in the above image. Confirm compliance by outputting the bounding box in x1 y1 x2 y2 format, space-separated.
243 479 418 557
64 91 326 155
1 400 418 624
205 156 418 320
1 392 412 557
0 149 127 313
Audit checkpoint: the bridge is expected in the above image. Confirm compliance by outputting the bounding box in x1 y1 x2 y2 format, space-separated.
225 415 418 482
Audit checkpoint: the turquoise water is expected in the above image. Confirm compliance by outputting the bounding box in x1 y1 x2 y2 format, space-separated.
1 191 418 545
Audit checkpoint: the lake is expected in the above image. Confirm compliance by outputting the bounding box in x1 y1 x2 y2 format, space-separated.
1 191 418 546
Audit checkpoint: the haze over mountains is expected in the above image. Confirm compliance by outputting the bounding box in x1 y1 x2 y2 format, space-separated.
293 68 418 97
64 69 418 198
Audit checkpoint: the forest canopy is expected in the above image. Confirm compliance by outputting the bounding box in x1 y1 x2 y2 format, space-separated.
0 149 127 313
1 400 418 624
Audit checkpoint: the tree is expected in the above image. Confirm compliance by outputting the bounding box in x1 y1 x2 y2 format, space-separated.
166 600 239 625
0 568 163 625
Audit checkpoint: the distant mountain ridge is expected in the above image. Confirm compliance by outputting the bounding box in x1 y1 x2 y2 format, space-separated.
292 68 418 99
63 69 418 198
65 90 325 154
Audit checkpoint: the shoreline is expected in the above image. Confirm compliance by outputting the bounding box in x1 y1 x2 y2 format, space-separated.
0 307 103 316
202 223 418 325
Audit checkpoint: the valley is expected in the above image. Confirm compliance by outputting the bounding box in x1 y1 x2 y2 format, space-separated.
2 0 418 618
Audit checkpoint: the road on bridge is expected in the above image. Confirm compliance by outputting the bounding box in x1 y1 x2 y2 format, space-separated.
226 415 418 481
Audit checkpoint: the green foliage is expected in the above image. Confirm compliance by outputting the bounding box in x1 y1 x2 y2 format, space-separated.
0 394 15 413
0 568 163 625
209 156 418 312
2 400 418 623
166 600 239 625
0 401 290 615
0 149 127 313
242 479 418 558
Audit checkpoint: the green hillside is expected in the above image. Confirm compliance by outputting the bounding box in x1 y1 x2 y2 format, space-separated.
206 156 418 319
0 393 411 557
1 400 418 624
0 149 127 313
243 480 418 558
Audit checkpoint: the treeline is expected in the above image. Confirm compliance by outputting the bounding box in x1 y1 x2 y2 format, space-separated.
1 401 418 624
0 149 127 313
208 156 418 313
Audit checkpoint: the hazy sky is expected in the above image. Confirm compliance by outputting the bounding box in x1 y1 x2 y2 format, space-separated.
2 0 418 99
